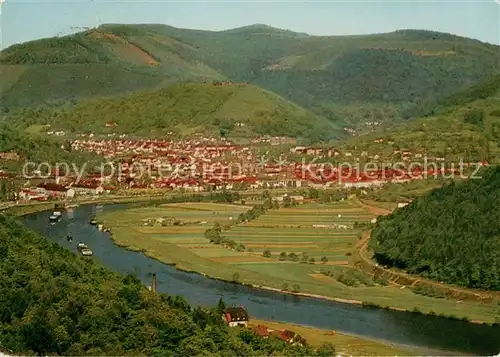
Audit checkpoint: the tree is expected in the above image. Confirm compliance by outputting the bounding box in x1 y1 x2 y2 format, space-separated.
0 181 7 200
292 284 300 293
321 256 329 264
309 257 316 264
288 253 299 262
263 249 272 258
370 166 500 290
281 283 289 291
232 272 240 282
282 195 295 208
216 297 226 313
279 252 288 261
316 343 337 357
236 244 246 252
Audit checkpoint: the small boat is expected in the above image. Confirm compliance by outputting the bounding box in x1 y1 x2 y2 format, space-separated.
67 234 73 242
53 211 62 217
98 224 104 231
90 218 97 226
76 243 88 250
80 248 93 256
49 215 60 224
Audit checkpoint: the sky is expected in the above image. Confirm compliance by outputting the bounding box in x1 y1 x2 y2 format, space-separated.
0 0 499 49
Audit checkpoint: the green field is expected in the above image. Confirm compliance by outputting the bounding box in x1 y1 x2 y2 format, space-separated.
97 199 500 323
222 201 370 264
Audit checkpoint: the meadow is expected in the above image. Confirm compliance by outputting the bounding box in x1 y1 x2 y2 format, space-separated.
98 199 500 323
248 319 421 356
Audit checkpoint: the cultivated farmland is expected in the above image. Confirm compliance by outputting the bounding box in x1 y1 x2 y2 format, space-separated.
98 199 500 322
224 200 372 265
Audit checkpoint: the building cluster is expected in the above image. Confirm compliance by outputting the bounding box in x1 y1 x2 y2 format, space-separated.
7 136 488 202
251 136 297 146
222 307 306 346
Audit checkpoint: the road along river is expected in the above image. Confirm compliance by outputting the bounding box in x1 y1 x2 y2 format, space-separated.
20 203 500 355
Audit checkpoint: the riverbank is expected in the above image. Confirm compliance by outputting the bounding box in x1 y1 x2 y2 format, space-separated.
2 194 185 217
8 196 500 325
18 202 500 355
98 204 499 325
107 226 498 325
248 318 462 356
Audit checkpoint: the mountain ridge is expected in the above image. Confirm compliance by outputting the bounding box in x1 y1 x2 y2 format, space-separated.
1 23 499 137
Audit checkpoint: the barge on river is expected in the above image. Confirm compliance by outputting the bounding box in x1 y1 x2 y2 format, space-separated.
77 243 93 256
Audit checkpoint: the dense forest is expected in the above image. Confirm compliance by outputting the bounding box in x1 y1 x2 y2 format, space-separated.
1 24 498 135
370 166 500 290
0 214 337 356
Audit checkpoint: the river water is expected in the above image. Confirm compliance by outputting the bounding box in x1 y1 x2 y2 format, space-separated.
20 203 500 355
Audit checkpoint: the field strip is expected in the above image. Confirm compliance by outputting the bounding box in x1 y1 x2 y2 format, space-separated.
231 232 358 237
208 256 271 263
228 240 315 244
161 202 251 210
308 273 336 283
279 208 365 213
322 260 350 266
137 228 205 234
243 244 320 248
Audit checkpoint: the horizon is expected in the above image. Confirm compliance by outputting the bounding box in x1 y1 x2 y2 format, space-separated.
1 1 499 49
4 22 496 50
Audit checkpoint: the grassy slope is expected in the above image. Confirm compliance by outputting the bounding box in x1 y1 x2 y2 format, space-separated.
337 75 500 163
248 319 418 356
8 82 337 141
1 24 498 133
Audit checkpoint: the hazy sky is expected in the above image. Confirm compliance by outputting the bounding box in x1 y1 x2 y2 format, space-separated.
1 1 499 49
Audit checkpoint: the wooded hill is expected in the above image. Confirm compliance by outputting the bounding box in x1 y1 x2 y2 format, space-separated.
336 74 500 164
0 213 336 356
0 124 99 166
1 24 499 136
370 166 500 290
7 82 336 142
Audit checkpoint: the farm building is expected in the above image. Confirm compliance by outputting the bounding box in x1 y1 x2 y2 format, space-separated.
252 325 270 338
271 329 307 346
223 306 249 327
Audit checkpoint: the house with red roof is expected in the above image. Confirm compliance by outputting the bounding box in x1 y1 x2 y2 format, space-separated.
222 306 249 327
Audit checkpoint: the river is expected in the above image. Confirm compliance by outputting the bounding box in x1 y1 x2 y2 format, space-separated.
19 203 500 355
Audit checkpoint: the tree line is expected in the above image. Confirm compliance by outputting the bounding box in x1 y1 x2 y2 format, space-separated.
370 166 500 290
0 212 337 356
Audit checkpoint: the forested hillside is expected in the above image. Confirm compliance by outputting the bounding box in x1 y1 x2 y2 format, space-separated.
0 214 334 355
370 166 500 290
1 24 498 134
336 74 500 164
8 82 336 141
0 125 98 165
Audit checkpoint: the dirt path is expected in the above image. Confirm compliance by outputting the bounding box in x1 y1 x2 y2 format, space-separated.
356 202 500 302
354 198 393 216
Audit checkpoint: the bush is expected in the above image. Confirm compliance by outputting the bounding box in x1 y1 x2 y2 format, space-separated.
463 109 484 126
412 285 447 299
374 275 388 286
490 109 500 117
